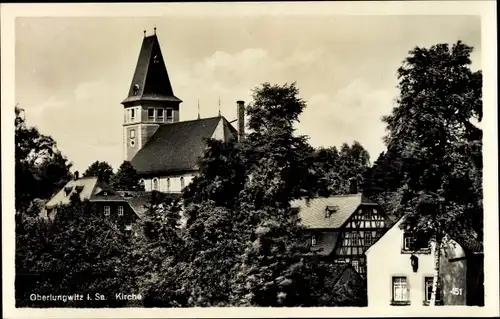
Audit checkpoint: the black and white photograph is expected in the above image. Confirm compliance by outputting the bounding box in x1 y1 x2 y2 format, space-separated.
1 2 498 318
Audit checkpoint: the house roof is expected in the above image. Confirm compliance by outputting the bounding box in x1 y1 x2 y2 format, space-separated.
122 34 181 105
130 116 237 176
311 232 340 256
292 194 377 229
45 177 99 208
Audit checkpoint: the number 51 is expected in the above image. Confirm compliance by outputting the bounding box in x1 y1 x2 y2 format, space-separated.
450 288 463 295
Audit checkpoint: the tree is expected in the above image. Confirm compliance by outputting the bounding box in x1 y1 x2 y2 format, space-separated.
313 141 371 196
15 106 72 212
83 161 114 183
382 41 482 306
110 161 144 191
229 82 320 306
15 198 132 307
183 139 246 210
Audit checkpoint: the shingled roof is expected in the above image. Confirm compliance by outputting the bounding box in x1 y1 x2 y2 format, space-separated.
122 34 181 104
292 194 378 229
130 116 237 176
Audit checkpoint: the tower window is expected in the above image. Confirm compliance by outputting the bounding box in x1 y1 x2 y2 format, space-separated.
166 108 173 122
130 140 135 147
157 108 164 121
133 84 140 96
130 129 135 139
148 108 155 121
180 176 185 189
167 178 170 192
152 178 159 191
130 108 135 121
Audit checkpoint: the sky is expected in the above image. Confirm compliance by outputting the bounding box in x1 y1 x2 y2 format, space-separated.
15 15 482 173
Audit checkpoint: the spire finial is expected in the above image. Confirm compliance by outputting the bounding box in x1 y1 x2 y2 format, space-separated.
143 30 146 37
218 96 221 116
197 99 201 120
154 26 157 35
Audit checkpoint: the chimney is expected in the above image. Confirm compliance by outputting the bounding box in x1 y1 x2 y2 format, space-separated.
74 171 79 180
237 100 245 142
349 178 358 194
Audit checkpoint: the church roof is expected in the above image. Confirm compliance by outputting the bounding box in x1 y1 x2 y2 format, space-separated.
131 116 237 176
122 34 182 105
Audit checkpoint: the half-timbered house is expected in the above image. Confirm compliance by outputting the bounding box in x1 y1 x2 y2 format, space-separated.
292 193 392 277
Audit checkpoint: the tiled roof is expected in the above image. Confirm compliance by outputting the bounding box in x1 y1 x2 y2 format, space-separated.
131 116 237 176
292 194 376 229
122 34 181 104
45 177 98 208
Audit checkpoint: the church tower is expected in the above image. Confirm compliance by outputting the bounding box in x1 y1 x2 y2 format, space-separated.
121 29 182 161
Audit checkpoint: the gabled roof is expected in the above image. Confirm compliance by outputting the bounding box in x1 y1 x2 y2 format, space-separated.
122 34 181 105
292 194 378 229
45 177 99 209
131 116 237 176
45 177 130 210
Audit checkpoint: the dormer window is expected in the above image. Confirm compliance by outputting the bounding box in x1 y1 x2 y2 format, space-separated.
64 186 73 196
133 84 140 96
103 191 108 196
75 186 84 194
325 205 338 218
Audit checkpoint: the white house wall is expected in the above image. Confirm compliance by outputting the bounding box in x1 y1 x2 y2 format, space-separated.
366 219 467 307
142 173 197 193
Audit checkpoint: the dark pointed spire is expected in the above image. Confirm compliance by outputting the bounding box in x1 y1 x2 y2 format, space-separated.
122 32 182 105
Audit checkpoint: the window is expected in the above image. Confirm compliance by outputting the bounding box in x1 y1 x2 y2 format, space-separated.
64 186 73 196
351 259 360 273
104 206 111 216
152 178 159 191
403 233 413 250
148 108 155 121
118 206 124 216
103 191 108 196
130 129 135 139
166 108 173 122
130 108 135 121
365 232 372 246
352 232 360 246
180 176 185 189
167 178 170 192
403 232 429 252
125 225 132 231
392 277 409 304
311 235 317 246
425 277 442 303
157 108 164 121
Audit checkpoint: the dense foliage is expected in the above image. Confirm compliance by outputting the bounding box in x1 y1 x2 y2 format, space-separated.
15 107 73 212
83 160 114 183
110 161 144 191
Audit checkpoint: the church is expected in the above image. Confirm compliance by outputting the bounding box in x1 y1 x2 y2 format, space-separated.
122 29 245 193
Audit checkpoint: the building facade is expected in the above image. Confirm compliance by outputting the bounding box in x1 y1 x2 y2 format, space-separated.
365 218 467 307
291 193 391 277
44 174 140 234
122 30 243 193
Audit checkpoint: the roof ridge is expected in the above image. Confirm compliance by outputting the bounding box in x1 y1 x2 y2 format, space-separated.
159 116 221 126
